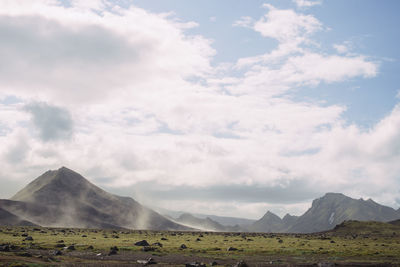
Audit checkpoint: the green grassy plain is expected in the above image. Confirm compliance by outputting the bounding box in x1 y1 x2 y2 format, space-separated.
0 221 400 266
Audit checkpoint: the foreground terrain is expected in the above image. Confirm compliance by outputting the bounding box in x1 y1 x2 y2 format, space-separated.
1 221 400 266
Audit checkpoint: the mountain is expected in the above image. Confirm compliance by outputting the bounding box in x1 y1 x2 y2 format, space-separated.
287 193 400 233
174 213 242 232
196 214 255 227
282 213 298 228
248 211 286 233
0 167 190 230
157 207 255 227
0 207 37 226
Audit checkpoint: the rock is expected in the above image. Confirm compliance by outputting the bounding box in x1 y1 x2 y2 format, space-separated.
227 247 238 251
137 257 157 265
180 244 187 249
186 262 206 267
52 250 62 256
87 245 94 250
108 246 119 255
152 242 163 247
24 236 33 241
82 235 87 237
233 260 248 267
210 261 218 266
318 263 335 267
65 245 75 250
135 240 150 246
196 238 201 241
142 246 156 252
278 239 283 243
0 245 10 252
18 252 32 257
161 237 168 241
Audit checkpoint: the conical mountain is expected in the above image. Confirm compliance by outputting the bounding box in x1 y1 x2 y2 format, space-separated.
288 193 400 233
248 211 284 232
1 167 190 230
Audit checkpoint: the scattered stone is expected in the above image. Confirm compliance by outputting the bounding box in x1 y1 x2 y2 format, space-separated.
152 242 163 247
135 240 150 246
278 239 283 243
55 244 65 248
195 238 201 241
82 235 87 237
233 260 248 267
180 244 187 249
21 233 28 237
57 240 64 243
24 236 33 241
108 246 118 255
65 245 75 251
186 262 206 267
142 246 156 252
0 245 10 252
137 257 157 265
318 263 335 267
227 247 238 251
161 237 168 241
18 252 32 257
87 245 94 250
330 240 336 243
52 250 62 256
210 261 218 266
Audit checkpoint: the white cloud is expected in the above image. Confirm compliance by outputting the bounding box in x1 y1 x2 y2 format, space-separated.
0 0 215 103
293 0 323 8
333 44 349 54
233 16 253 28
255 4 322 45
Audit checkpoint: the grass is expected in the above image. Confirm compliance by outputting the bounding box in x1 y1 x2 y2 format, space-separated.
0 221 400 266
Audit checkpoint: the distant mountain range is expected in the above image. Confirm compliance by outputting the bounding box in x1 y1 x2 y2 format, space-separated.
1 167 399 233
169 193 400 233
247 193 400 233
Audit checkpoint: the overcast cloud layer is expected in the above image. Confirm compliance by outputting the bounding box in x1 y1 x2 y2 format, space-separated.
0 0 399 219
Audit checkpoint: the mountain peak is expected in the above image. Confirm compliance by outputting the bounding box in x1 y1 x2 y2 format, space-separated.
10 167 97 204
260 210 281 221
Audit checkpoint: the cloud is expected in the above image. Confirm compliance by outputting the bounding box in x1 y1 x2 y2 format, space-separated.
255 4 322 45
0 0 215 103
293 0 323 8
24 102 73 141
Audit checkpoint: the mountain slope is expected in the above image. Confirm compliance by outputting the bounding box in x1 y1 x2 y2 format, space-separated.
1 167 190 230
0 207 37 226
288 193 400 233
175 213 241 232
248 211 285 232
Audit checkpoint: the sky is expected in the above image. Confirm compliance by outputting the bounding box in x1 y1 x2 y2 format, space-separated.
0 0 400 219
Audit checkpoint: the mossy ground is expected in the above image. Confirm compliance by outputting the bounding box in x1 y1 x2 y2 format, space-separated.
0 221 399 266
